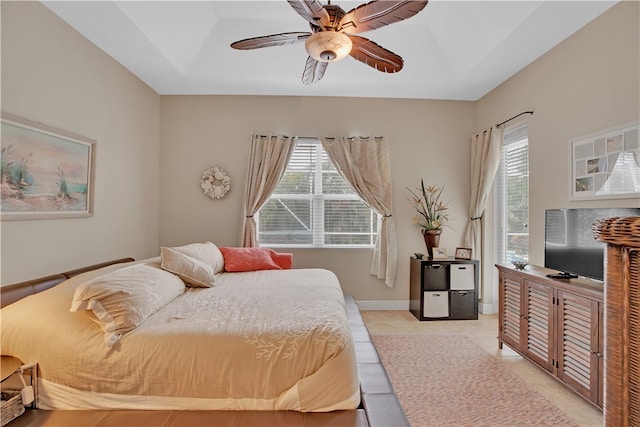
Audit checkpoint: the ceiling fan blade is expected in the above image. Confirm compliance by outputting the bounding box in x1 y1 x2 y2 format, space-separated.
338 0 428 34
302 56 328 85
349 35 403 73
231 32 311 50
287 0 331 27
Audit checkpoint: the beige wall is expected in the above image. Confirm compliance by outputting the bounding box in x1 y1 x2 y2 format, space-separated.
1 2 161 284
159 96 476 303
476 1 639 308
2 2 638 311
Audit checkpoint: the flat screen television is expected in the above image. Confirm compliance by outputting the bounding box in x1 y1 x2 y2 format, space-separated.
544 207 640 281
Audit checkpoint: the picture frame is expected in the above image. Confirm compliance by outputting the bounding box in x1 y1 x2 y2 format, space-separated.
570 120 639 201
1 112 96 220
432 247 447 259
455 247 472 260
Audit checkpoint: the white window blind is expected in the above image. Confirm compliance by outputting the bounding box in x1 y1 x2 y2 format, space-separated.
496 125 529 263
257 138 378 247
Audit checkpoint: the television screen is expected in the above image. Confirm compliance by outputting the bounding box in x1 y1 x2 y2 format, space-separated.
544 207 640 281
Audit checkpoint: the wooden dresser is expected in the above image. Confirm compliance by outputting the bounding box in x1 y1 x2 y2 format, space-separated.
495 263 604 408
593 216 640 427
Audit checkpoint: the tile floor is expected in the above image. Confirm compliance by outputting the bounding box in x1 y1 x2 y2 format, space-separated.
360 310 604 427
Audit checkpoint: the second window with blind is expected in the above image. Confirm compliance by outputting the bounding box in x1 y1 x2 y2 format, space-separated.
495 125 530 264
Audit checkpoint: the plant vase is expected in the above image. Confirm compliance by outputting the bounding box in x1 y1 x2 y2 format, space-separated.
422 229 442 258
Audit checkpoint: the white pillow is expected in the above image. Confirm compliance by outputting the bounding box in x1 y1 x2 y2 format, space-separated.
171 241 225 274
160 246 215 288
70 263 186 347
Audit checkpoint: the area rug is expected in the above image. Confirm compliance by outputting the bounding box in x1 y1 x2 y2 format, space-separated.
371 334 579 427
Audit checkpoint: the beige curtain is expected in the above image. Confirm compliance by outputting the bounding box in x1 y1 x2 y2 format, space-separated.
321 136 397 287
463 127 504 287
242 134 297 247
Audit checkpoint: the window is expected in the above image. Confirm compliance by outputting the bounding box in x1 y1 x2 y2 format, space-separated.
495 125 529 263
257 138 379 247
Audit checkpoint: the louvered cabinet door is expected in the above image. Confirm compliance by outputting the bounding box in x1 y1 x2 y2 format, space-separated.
499 273 523 351
523 280 554 372
557 290 602 404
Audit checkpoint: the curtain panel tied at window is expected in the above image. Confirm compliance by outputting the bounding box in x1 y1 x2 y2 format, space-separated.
463 126 504 295
242 134 297 247
322 136 398 287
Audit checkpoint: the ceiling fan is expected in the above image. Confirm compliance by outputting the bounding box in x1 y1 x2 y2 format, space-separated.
230 0 429 85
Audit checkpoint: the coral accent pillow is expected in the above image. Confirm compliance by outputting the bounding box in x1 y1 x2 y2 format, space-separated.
220 247 293 272
271 252 293 269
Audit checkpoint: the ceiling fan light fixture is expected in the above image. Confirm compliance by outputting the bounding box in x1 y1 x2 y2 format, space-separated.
305 32 352 62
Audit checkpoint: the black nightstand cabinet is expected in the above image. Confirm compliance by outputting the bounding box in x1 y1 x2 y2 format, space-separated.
409 257 479 321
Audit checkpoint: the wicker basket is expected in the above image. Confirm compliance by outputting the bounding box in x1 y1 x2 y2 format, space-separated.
593 216 640 427
592 216 640 247
0 390 24 427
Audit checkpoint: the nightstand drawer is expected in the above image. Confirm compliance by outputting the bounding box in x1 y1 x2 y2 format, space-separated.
423 264 449 291
450 264 475 290
450 291 477 319
423 291 449 318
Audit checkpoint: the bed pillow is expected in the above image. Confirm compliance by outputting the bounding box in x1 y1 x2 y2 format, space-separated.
219 247 292 272
160 246 215 288
170 241 225 274
271 252 293 269
70 263 186 347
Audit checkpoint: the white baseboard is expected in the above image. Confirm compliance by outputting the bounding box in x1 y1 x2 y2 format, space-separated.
356 299 497 314
479 303 497 314
356 300 410 311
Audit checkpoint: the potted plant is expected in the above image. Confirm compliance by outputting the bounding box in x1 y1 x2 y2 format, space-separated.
407 179 449 258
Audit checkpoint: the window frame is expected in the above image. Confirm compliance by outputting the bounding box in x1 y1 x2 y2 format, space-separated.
256 138 379 249
495 124 530 264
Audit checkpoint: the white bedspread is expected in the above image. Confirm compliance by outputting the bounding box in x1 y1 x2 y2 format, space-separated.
0 261 360 411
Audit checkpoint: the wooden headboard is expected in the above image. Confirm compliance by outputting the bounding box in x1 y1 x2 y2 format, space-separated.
0 258 135 309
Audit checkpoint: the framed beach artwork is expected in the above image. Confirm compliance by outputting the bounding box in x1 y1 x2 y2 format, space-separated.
1 113 96 220
570 120 640 201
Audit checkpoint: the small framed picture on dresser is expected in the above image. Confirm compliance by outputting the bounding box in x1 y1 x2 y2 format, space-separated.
455 247 472 260
432 247 447 259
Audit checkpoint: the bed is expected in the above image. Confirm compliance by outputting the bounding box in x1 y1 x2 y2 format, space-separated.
0 243 361 413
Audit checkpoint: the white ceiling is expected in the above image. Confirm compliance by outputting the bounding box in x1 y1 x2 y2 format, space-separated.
41 0 618 101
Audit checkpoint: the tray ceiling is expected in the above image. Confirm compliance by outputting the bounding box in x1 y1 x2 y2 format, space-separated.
42 1 618 100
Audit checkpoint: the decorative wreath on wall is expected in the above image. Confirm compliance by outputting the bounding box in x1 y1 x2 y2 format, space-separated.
201 166 231 199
